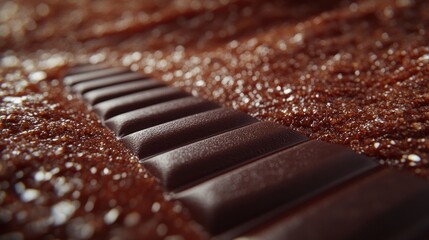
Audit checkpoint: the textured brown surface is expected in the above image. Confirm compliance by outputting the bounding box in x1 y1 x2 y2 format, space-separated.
0 73 206 239
1 0 429 239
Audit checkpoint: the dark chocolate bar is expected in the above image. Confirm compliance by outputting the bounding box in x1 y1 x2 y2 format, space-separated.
64 65 429 240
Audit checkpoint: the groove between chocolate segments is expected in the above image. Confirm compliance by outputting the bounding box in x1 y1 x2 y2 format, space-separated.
105 97 220 137
173 140 377 235
84 79 165 105
239 168 429 240
142 122 308 191
65 63 109 75
64 66 129 85
93 87 190 120
122 108 258 160
64 65 429 239
73 71 145 94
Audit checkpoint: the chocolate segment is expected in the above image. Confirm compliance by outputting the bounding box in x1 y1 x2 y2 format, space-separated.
174 140 377 234
93 87 189 119
143 122 308 191
121 108 257 160
239 169 429 240
105 96 220 137
65 64 109 75
348 187 429 240
83 79 163 105
72 72 145 94
64 67 128 85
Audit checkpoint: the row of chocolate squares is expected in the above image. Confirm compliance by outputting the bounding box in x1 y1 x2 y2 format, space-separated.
64 64 429 240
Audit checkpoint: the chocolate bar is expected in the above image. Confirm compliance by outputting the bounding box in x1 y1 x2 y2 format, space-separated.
64 65 429 239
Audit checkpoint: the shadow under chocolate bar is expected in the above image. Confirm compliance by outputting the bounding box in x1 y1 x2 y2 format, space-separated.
63 64 429 240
